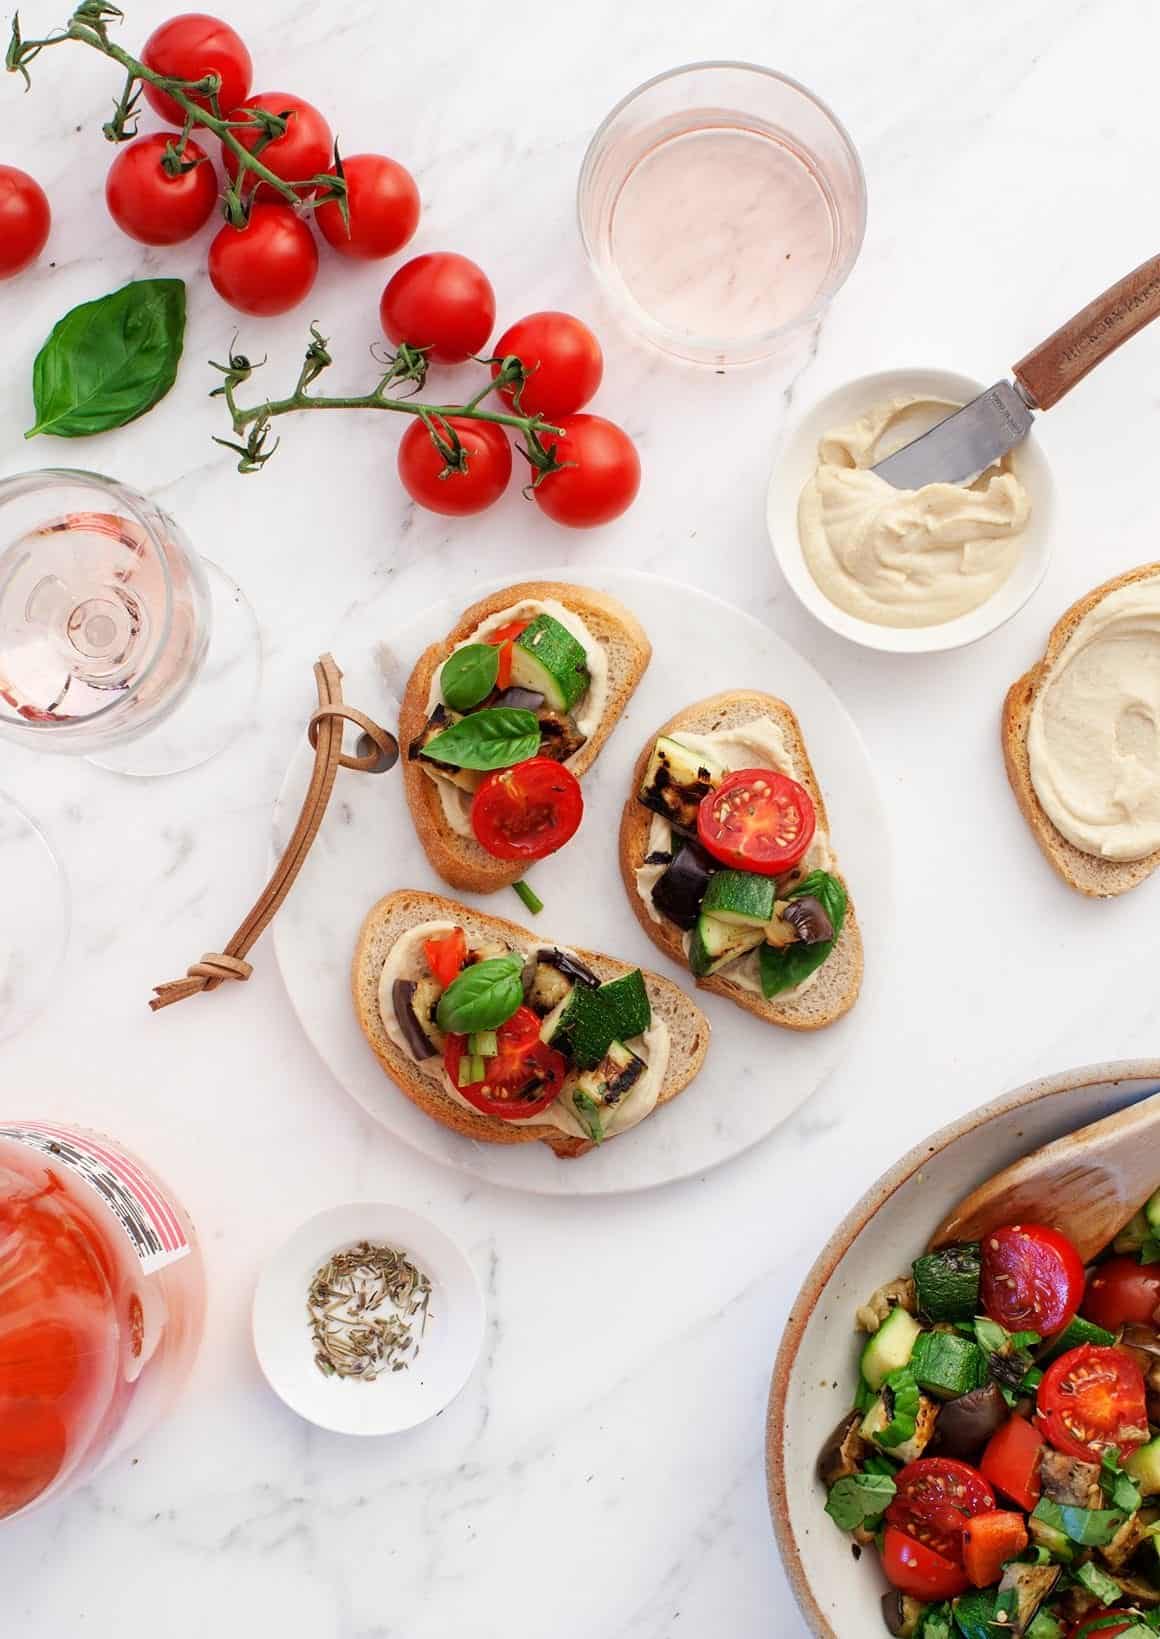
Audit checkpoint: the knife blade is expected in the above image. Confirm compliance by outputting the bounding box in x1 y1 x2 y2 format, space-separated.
871 382 1034 489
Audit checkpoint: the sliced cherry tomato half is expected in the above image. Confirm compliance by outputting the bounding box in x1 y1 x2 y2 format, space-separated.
980 1414 1044 1512
980 1222 1086 1337
471 758 583 862
423 927 466 989
1083 1254 1160 1332
886 1458 995 1563
880 1525 968 1603
1036 1344 1149 1462
485 619 531 690
696 767 816 877
443 1006 567 1120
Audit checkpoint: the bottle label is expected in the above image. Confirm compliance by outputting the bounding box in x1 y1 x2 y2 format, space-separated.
0 1123 191 1274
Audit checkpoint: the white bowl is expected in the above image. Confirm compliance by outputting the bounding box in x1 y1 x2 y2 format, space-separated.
766 1059 1160 1637
767 367 1055 654
252 1202 485 1436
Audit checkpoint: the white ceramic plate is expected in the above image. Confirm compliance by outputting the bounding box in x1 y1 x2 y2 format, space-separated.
767 367 1056 654
252 1202 485 1436
272 567 892 1195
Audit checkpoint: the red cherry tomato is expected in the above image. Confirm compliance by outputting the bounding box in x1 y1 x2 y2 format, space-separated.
886 1458 995 1563
380 252 496 365
471 758 584 862
980 1222 1086 1337
1070 1615 1137 1639
397 417 511 516
880 1526 968 1603
696 768 817 877
222 92 332 198
0 166 50 277
531 414 640 528
485 619 530 689
443 1006 567 1120
314 153 420 261
1083 1254 1160 1332
141 13 252 126
1037 1344 1149 1462
207 203 318 316
423 928 466 990
491 311 603 419
105 133 217 246
980 1414 1044 1512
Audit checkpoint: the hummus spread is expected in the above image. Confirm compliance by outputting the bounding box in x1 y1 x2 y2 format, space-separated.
798 397 1031 629
420 598 608 837
1027 579 1160 860
633 716 833 998
378 922 670 1140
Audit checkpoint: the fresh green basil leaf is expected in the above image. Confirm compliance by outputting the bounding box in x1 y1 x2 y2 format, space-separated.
1100 1446 1142 1513
1073 1558 1126 1608
950 1587 999 1639
421 707 540 772
875 1367 920 1449
435 956 524 1035
823 1470 895 1531
28 278 186 438
1031 1495 1125 1547
759 870 847 999
917 1605 953 1639
440 643 499 713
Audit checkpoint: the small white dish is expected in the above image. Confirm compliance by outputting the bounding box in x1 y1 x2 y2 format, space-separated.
767 366 1056 654
252 1202 485 1436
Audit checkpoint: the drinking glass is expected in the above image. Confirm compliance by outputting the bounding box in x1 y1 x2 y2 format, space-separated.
578 62 867 368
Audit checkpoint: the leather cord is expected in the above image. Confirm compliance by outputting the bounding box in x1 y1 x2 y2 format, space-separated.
150 654 397 1012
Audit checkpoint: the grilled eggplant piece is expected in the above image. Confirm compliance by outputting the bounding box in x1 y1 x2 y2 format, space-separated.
638 735 724 831
492 687 545 713
781 893 834 945
536 708 586 762
881 1593 925 1638
651 840 714 930
1103 1506 1160 1572
930 1382 1007 1460
392 978 442 1060
538 947 600 988
409 703 478 791
816 1411 867 1485
526 961 573 1016
996 1562 1061 1636
1040 1448 1102 1509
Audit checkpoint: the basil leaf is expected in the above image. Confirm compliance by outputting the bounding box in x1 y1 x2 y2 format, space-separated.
28 279 186 438
917 1606 953 1639
436 956 524 1034
759 870 847 999
1100 1446 1142 1513
950 1589 999 1639
1073 1558 1126 1608
1031 1495 1125 1547
875 1367 920 1449
440 644 499 713
421 707 540 772
823 1471 895 1531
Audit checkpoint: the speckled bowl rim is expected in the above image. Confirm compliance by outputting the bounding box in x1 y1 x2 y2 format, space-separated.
765 1058 1160 1638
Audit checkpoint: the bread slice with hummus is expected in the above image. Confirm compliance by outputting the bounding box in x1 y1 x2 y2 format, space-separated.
400 582 651 893
1003 563 1160 896
618 691 863 1030
353 889 710 1159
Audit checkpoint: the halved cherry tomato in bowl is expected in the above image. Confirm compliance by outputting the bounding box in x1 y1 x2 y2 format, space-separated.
471 758 583 861
1083 1254 1160 1332
980 1222 1086 1337
980 1413 1043 1511
697 768 816 877
880 1525 968 1603
886 1457 994 1562
484 619 531 690
1036 1344 1149 1462
443 1006 567 1120
423 928 466 990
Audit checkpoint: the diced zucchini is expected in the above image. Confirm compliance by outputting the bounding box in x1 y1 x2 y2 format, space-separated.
1071 1560 1122 1607
542 976 651 1068
909 1331 987 1401
860 1372 937 1464
1126 1433 1160 1497
911 1244 982 1322
572 1041 646 1128
638 735 724 831
700 869 776 927
1038 1314 1116 1364
860 1306 922 1392
1024 1613 1064 1639
688 911 764 978
1027 1513 1074 1563
509 614 589 712
596 970 651 1042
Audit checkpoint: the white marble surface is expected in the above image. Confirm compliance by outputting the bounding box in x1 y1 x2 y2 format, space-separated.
3 1 1160 1633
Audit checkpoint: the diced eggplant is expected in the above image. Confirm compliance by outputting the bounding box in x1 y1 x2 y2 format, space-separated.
535 708 586 763
392 979 440 1061
1111 1570 1160 1606
1102 1506 1159 1571
880 1592 925 1638
781 893 834 945
930 1381 1007 1460
526 961 572 1016
466 940 510 966
492 686 545 713
1039 1448 1102 1509
650 841 714 930
537 947 600 988
996 1561 1061 1636
816 1410 867 1485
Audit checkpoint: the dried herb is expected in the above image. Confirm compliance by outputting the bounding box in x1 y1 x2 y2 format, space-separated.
307 1240 431 1382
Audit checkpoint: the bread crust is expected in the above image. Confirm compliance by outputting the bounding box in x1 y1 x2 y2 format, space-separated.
352 889 710 1160
618 691 863 1031
400 581 651 892
1002 562 1160 898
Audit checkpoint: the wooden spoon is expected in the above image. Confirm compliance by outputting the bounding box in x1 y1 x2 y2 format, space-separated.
928 1091 1160 1261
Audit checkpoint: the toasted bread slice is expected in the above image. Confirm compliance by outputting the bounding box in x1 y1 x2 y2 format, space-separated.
1002 562 1160 897
352 889 710 1159
618 691 863 1031
399 581 651 893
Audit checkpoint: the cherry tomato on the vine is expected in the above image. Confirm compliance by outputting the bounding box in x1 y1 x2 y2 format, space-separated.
314 153 420 261
380 253 496 365
491 311 603 420
141 13 252 126
222 92 332 198
531 413 640 528
105 133 218 246
397 417 512 516
0 166 50 278
207 203 318 316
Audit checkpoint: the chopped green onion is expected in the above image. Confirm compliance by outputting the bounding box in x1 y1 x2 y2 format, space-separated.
512 879 543 915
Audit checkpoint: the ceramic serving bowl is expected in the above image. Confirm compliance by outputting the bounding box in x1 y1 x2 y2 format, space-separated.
766 1059 1160 1638
767 367 1056 654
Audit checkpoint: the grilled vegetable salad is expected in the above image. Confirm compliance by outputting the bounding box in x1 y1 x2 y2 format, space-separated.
821 1195 1160 1637
380 921 669 1143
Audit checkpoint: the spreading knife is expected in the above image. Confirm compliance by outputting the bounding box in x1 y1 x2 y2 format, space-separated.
872 253 1160 489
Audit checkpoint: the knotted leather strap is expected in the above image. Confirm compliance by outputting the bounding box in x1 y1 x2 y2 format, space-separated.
150 654 397 1012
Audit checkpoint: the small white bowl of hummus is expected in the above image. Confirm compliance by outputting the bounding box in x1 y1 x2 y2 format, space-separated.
767 368 1055 653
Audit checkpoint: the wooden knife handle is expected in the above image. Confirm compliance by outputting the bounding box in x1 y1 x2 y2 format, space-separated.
1013 253 1160 410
